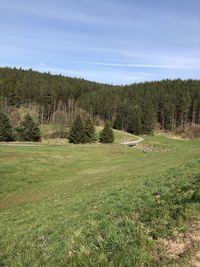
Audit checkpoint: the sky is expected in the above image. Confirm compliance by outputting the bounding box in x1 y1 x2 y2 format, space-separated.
0 0 200 85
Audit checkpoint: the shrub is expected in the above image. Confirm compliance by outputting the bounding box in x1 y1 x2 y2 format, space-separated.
184 126 200 139
175 125 200 139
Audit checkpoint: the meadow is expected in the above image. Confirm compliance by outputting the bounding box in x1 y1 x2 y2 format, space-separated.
0 130 200 266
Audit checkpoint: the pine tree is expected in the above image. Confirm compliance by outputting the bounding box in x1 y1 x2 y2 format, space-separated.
99 122 114 143
126 107 142 135
127 113 142 135
84 117 95 143
68 115 86 144
140 96 156 134
113 113 123 130
0 112 14 141
176 91 190 129
16 114 41 141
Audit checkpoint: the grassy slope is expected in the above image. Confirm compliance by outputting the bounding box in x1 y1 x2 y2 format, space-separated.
0 133 200 266
96 126 138 143
40 124 138 143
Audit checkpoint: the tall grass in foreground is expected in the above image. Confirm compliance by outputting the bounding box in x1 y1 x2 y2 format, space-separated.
0 135 200 266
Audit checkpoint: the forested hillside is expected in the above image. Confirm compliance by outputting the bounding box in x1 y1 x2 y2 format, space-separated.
0 67 200 134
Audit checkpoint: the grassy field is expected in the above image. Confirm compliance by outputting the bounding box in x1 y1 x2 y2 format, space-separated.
40 124 138 143
0 132 200 266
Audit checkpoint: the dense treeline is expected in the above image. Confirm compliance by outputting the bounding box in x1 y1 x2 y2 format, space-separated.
78 80 200 133
0 67 109 124
0 67 200 134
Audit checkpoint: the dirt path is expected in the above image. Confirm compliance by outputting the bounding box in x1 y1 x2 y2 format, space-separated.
0 143 41 147
120 136 144 147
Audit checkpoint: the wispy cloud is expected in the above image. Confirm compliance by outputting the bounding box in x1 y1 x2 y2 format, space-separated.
0 0 200 84
34 65 161 85
81 61 200 69
0 0 108 25
39 62 48 67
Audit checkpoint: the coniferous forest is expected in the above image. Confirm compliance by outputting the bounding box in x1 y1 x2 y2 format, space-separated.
0 67 200 135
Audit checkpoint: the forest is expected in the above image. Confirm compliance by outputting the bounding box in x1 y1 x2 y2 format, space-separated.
0 67 200 135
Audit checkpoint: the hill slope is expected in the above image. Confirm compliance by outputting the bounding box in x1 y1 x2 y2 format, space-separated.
0 134 200 266
0 67 200 133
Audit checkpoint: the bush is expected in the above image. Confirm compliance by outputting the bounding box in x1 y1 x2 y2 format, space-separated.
51 131 68 139
99 122 114 143
184 126 200 139
175 125 200 139
16 114 41 141
0 112 14 141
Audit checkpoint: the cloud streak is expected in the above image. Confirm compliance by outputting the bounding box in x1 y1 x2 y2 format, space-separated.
82 61 200 70
0 0 200 84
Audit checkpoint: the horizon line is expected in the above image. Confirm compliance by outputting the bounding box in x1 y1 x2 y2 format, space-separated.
1 65 200 86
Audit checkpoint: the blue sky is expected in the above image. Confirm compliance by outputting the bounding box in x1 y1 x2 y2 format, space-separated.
0 0 200 84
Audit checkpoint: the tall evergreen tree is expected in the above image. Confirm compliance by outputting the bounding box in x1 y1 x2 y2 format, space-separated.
68 115 86 144
141 98 156 134
127 112 142 135
113 113 124 130
99 122 114 143
176 91 190 128
84 117 95 143
16 114 41 141
0 112 14 141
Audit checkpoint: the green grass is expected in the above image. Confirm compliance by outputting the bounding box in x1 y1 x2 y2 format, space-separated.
96 126 138 143
40 124 69 139
40 124 137 144
40 124 55 136
0 133 200 266
40 124 138 143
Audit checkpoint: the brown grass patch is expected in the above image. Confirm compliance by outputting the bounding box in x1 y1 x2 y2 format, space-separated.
154 220 200 266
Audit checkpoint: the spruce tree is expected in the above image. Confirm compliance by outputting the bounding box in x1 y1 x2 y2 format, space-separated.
16 114 41 141
127 114 142 135
141 98 156 134
84 117 95 143
126 107 142 135
99 122 114 143
68 115 86 144
113 113 123 130
0 112 14 141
